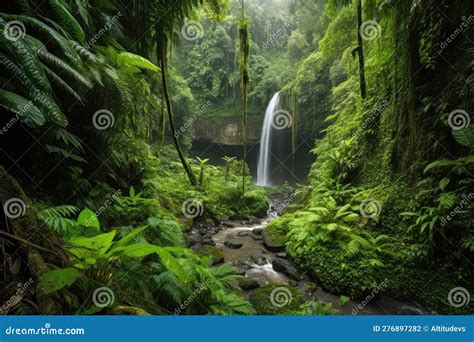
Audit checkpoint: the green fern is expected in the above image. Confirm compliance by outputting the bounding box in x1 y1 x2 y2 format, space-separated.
38 205 80 235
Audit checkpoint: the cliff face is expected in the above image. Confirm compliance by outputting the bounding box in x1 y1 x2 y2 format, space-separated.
191 117 262 145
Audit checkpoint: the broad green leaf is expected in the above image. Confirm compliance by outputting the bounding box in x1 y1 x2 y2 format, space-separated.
117 52 160 72
69 231 116 254
77 208 100 231
452 126 474 147
111 226 147 251
37 268 81 294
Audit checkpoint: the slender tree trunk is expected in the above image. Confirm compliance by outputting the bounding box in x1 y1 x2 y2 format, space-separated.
357 0 367 99
239 0 249 194
159 44 198 186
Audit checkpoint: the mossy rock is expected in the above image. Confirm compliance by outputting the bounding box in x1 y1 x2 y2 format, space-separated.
195 246 224 265
236 277 260 290
249 285 305 315
262 219 289 252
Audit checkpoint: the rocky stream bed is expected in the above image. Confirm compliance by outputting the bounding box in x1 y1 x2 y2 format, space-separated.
186 206 427 315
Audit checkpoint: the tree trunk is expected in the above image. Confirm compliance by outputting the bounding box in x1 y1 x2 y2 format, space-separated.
357 0 367 99
159 44 198 186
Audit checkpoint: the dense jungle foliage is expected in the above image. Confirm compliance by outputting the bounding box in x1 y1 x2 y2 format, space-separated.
0 0 473 315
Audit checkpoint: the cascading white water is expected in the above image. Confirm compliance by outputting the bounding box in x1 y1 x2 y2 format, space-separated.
257 92 280 186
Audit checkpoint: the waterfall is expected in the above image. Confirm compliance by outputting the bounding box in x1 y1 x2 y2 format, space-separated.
257 92 280 186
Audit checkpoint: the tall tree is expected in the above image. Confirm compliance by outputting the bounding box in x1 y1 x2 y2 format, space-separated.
238 0 250 193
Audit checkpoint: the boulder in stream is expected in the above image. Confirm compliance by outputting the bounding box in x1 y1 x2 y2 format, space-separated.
222 221 239 228
249 285 305 315
252 227 263 235
224 241 243 249
249 255 268 266
186 230 201 246
272 258 301 280
202 239 216 246
237 278 260 290
262 232 285 252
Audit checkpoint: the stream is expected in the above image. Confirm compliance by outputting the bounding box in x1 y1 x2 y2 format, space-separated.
189 205 428 315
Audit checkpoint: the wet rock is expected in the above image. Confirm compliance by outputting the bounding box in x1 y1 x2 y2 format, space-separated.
234 266 247 276
249 255 268 266
202 233 212 240
237 231 251 237
276 252 287 259
222 221 239 228
262 227 287 252
202 239 216 246
253 227 263 235
224 241 243 249
248 216 259 224
237 278 260 290
272 258 301 280
187 230 201 246
252 235 263 242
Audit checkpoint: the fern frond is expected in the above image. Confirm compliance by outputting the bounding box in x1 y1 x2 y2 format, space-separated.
0 89 45 127
48 0 86 42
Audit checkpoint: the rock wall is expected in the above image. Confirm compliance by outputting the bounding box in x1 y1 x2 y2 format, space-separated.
191 117 262 145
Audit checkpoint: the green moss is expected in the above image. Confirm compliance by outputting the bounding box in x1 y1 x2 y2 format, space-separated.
262 214 292 249
195 246 224 266
249 285 306 315
242 189 270 218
